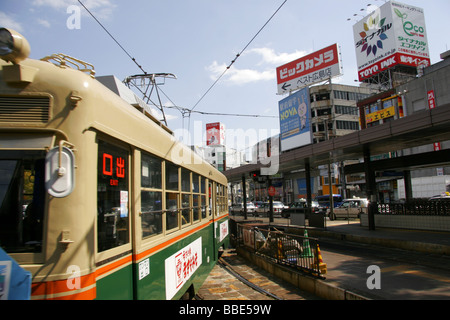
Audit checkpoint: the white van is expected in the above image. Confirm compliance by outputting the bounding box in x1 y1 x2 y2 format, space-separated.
327 198 368 220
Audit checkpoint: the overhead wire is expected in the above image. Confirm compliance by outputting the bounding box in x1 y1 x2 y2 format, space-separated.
164 105 278 118
78 0 287 135
189 0 288 114
77 0 147 75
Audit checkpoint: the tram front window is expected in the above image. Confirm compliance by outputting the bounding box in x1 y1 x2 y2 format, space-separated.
0 151 46 253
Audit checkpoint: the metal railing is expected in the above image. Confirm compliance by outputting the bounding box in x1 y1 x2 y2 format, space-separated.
236 223 325 279
378 199 450 216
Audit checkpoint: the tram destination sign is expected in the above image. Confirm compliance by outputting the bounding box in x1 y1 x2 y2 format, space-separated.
276 43 342 95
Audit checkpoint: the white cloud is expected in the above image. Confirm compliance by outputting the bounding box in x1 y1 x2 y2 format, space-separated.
246 47 308 66
37 19 51 28
206 47 309 85
206 60 274 85
32 0 116 19
0 11 24 32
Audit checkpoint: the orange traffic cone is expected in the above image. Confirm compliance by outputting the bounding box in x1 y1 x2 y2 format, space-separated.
312 244 327 275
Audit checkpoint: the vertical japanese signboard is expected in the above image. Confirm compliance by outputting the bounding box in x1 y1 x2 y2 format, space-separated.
353 0 430 82
276 44 341 95
206 122 225 146
165 237 202 300
278 87 312 152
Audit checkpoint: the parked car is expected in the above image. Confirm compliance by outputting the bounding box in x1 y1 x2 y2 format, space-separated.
316 194 343 214
231 202 256 215
281 199 319 218
255 201 285 217
429 193 450 201
327 198 368 220
253 201 264 209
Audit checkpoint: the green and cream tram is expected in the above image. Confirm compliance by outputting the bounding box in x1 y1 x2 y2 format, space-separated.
0 28 229 300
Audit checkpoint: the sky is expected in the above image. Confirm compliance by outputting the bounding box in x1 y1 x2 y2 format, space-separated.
2 0 450 157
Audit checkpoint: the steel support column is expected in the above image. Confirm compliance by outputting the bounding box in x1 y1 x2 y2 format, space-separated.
364 147 376 230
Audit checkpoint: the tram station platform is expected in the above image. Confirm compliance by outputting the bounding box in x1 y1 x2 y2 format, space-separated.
232 216 450 256
230 217 450 300
306 220 450 256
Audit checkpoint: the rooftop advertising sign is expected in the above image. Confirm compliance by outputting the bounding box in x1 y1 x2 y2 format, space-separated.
276 44 342 95
353 0 430 81
206 122 225 146
278 87 312 152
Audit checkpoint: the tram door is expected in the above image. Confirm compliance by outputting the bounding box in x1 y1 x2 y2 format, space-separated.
209 181 217 261
210 181 221 261
96 140 134 300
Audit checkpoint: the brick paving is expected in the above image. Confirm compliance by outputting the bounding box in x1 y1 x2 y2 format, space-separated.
197 249 320 300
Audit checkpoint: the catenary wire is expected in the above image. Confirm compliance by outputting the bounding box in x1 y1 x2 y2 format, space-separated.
189 0 288 113
77 0 147 75
78 0 286 127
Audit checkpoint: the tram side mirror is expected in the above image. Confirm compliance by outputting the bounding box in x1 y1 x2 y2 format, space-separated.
45 146 75 198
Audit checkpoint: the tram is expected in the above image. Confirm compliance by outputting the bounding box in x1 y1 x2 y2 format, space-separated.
0 28 229 300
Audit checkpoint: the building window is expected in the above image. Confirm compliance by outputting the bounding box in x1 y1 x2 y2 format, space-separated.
336 121 360 130
335 105 358 115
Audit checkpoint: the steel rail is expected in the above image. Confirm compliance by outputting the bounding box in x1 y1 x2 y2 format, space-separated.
217 257 284 300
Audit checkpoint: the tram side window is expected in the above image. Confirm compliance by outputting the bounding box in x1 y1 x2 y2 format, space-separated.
166 192 179 231
0 152 46 253
216 184 227 215
192 173 200 221
97 141 130 252
141 153 162 238
201 177 207 219
181 193 191 226
166 163 179 190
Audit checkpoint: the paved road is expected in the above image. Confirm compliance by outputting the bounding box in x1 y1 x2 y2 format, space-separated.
320 238 450 300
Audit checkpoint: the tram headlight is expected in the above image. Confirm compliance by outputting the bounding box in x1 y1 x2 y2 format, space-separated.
0 28 30 64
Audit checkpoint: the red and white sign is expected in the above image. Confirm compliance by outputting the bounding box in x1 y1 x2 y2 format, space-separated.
206 122 225 146
165 237 202 300
219 220 229 242
358 52 430 81
268 186 276 197
427 90 436 109
276 44 341 95
427 90 440 151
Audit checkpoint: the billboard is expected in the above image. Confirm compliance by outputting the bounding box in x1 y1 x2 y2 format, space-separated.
278 87 312 152
353 0 430 81
276 44 342 95
206 122 225 146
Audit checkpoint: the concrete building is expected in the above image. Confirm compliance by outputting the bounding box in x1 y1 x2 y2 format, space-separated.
192 145 246 173
354 51 450 200
247 83 376 204
310 83 376 143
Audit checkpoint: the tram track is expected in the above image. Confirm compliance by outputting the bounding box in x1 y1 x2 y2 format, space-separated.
197 250 320 300
215 257 284 300
195 256 283 300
